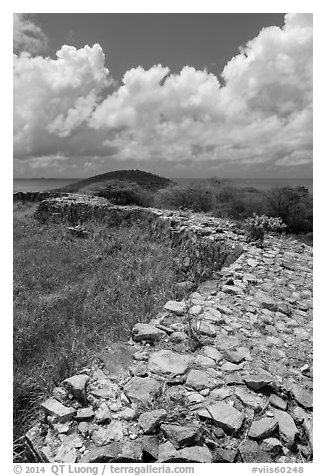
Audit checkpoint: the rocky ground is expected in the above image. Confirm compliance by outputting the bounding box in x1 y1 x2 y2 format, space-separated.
25 206 313 464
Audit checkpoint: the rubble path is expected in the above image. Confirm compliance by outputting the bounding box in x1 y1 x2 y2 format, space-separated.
26 229 313 464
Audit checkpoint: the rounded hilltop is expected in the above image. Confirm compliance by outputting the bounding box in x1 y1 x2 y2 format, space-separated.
57 169 173 194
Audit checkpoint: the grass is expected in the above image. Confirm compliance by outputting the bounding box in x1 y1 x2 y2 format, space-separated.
13 183 313 460
13 201 180 461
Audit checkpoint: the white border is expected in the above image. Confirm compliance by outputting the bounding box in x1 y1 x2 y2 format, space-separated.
4 2 323 474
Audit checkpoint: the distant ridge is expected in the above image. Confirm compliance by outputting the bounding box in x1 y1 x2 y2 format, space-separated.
57 169 173 193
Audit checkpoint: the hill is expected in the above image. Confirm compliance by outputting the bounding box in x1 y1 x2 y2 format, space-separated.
56 169 173 194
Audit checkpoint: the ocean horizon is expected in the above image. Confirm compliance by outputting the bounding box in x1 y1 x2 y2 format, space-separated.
13 177 313 194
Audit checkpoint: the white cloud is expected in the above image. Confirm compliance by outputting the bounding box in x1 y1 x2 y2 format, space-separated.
13 13 313 175
13 13 48 55
14 44 111 158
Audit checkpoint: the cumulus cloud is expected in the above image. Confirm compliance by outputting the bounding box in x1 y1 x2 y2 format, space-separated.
14 44 111 158
13 13 313 175
13 13 48 55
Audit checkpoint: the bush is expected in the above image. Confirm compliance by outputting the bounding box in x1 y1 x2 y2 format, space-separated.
97 180 154 207
152 181 312 238
221 189 267 219
245 213 287 243
154 182 215 212
266 186 312 234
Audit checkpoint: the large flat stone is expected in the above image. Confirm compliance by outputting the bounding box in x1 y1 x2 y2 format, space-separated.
186 369 221 391
80 441 143 463
148 350 192 377
290 384 313 409
177 446 212 463
164 300 187 315
158 441 212 462
273 409 298 448
197 402 244 433
269 394 287 411
132 323 166 343
239 440 273 463
243 370 273 391
234 387 265 410
40 398 76 423
123 377 161 405
248 418 278 440
138 409 167 434
201 346 223 362
161 422 202 448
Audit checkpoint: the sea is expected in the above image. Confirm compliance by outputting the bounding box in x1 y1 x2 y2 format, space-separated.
13 177 313 193
13 178 79 193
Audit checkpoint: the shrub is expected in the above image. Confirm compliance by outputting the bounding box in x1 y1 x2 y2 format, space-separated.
154 182 215 212
245 213 287 243
153 181 312 238
266 186 312 234
211 185 267 219
97 180 154 207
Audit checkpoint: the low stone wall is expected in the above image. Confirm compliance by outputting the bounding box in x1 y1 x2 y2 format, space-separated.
24 194 313 464
13 191 67 203
34 194 244 283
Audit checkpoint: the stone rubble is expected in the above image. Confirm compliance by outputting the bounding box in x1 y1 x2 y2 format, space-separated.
25 200 313 463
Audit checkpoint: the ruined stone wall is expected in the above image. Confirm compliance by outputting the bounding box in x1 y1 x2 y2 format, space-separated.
34 195 244 283
13 191 67 203
24 194 313 464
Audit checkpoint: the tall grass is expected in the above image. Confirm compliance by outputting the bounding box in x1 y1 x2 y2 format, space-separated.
13 202 179 461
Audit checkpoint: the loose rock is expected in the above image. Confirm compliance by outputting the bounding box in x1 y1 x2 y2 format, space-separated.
132 323 166 343
40 398 76 423
161 422 202 448
248 418 278 440
123 377 161 405
273 409 298 448
148 350 192 377
197 402 244 433
138 409 167 434
164 301 187 315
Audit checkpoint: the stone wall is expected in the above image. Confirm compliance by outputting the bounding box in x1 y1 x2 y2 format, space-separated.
34 194 244 283
13 191 67 203
24 194 313 463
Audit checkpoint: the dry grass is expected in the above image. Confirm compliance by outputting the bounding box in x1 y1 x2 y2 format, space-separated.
13 201 180 461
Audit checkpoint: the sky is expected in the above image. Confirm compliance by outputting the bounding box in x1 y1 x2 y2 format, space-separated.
13 12 313 179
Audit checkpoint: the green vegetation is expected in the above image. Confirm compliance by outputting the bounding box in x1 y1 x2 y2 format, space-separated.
13 173 312 459
58 169 173 194
55 170 312 239
97 180 153 207
13 201 180 461
153 181 312 238
245 214 287 244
